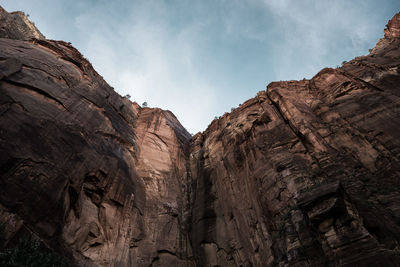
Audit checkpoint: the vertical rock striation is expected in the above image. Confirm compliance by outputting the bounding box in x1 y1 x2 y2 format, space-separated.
188 12 400 266
0 7 193 266
1 5 400 267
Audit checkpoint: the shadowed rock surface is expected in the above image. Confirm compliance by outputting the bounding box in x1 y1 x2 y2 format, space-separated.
0 7 193 267
1 6 400 267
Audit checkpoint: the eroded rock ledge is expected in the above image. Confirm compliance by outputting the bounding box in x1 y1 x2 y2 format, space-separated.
1 6 400 267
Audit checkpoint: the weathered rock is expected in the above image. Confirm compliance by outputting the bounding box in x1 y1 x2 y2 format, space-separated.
0 7 193 266
385 13 400 38
0 6 44 40
1 5 400 267
188 11 400 266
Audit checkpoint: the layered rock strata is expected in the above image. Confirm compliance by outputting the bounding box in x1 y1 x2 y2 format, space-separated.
1 6 400 267
0 8 193 266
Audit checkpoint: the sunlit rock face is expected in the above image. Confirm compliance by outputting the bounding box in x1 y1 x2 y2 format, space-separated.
385 12 400 38
1 5 400 267
0 6 44 40
0 7 193 266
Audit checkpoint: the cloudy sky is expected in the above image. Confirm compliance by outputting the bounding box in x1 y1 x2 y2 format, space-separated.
2 0 399 133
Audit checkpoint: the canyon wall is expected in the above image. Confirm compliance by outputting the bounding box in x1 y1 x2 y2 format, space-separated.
0 7 193 266
1 6 400 267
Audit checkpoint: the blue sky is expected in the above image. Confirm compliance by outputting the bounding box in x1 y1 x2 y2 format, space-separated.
2 0 399 133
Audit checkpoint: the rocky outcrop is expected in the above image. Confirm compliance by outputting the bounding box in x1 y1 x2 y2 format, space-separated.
385 13 400 38
0 6 44 40
1 5 400 267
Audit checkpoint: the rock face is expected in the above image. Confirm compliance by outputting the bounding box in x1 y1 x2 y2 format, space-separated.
0 8 193 266
0 6 44 40
1 6 400 267
385 12 400 38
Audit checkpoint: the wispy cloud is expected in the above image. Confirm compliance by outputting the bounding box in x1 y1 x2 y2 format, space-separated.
1 0 399 133
260 0 395 79
70 1 220 133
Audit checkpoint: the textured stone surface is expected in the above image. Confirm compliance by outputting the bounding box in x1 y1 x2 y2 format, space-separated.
0 6 44 40
385 13 400 38
1 5 400 267
188 11 400 266
0 6 193 265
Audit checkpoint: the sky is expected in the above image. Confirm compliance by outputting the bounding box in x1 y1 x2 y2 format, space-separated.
1 0 399 133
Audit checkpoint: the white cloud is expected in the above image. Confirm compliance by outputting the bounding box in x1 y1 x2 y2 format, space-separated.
2 0 397 133
68 1 219 133
260 0 385 79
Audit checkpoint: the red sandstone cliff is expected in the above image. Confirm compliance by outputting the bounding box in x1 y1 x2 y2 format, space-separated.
0 7 193 266
1 6 400 267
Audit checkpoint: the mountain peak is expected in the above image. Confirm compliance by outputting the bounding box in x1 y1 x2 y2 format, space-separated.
384 12 400 38
0 6 44 40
